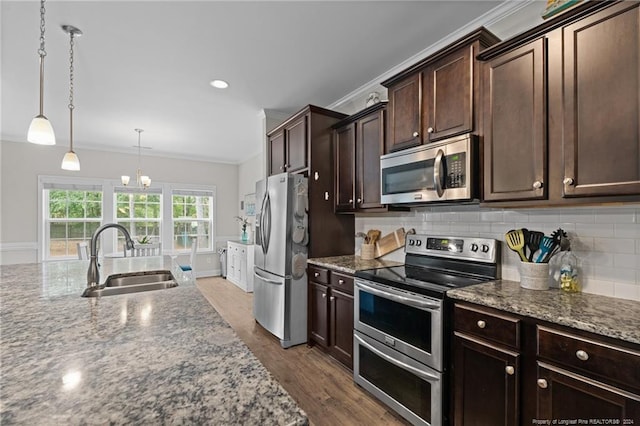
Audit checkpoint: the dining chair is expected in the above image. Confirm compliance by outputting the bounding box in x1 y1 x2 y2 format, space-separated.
76 242 90 260
177 238 197 282
130 242 162 257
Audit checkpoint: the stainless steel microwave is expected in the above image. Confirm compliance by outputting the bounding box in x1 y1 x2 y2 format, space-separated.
380 133 478 205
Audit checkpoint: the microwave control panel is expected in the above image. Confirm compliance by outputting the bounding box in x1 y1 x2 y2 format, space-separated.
446 152 466 188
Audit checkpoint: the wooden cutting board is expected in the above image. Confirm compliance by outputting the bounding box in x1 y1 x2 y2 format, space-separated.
374 227 408 258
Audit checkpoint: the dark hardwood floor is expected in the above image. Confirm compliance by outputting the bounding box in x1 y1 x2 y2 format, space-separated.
196 277 409 426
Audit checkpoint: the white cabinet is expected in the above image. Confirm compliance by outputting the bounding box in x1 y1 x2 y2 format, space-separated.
226 241 254 292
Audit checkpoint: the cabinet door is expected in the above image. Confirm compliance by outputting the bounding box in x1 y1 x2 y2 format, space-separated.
453 334 520 426
309 282 329 347
386 73 421 153
561 2 640 198
424 46 473 142
285 115 308 173
268 130 286 176
483 38 547 202
329 288 354 368
357 109 385 209
334 124 356 212
536 363 640 421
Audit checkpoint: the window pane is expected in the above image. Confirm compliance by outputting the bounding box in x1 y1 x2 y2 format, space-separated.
116 204 129 218
68 222 85 239
86 202 102 218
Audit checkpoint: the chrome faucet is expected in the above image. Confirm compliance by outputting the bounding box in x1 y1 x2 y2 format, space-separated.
87 223 135 288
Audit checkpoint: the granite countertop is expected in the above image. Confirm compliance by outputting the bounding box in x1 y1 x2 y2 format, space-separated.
0 257 307 425
448 280 640 346
307 255 403 274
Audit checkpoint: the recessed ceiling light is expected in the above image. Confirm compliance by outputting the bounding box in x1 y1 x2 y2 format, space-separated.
210 79 229 89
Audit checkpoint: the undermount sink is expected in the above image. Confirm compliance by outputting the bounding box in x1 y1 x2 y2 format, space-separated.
82 270 178 297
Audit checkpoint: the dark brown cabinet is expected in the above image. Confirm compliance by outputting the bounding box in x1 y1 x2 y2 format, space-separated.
452 302 640 425
267 116 307 175
452 304 521 425
480 1 640 205
423 45 474 142
333 103 386 213
382 28 499 154
482 38 547 202
308 265 354 369
386 74 421 152
266 105 353 259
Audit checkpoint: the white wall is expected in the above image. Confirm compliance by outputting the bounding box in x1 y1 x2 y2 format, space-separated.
0 140 239 274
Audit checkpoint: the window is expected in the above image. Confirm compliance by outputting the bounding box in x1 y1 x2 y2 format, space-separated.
172 190 214 251
43 184 102 259
114 188 162 251
39 176 216 262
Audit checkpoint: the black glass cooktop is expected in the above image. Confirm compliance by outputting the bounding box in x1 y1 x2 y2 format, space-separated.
355 265 490 299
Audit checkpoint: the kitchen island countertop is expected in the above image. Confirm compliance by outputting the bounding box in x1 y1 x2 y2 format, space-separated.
448 280 640 346
0 257 307 425
307 255 402 275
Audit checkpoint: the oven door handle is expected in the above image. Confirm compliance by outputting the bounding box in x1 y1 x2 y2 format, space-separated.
356 281 441 311
355 334 440 382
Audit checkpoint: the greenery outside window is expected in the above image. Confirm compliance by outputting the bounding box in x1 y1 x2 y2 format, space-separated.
114 188 162 252
44 185 102 259
172 190 214 251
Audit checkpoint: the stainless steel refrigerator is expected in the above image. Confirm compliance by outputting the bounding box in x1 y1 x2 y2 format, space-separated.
254 172 309 348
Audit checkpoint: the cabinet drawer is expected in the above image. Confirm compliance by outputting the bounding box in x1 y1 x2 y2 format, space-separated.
537 326 640 392
329 271 354 295
308 266 329 284
454 304 521 349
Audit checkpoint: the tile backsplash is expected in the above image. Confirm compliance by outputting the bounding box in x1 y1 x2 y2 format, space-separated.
355 204 640 301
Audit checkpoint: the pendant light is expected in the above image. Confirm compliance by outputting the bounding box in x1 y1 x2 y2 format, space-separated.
121 129 151 189
61 25 82 171
27 0 55 145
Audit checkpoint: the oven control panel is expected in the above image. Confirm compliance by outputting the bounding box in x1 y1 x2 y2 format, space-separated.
406 234 497 263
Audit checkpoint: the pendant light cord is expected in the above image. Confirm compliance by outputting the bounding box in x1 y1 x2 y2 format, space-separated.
37 0 47 116
68 32 75 151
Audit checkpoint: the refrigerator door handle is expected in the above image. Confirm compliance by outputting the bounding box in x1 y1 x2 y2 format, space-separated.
264 193 272 253
259 191 268 253
254 269 282 285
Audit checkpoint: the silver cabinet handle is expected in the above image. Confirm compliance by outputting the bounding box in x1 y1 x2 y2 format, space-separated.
505 366 515 375
533 181 543 189
285 164 290 168
537 378 548 389
477 320 486 329
564 177 575 186
314 272 319 278
427 127 434 133
576 350 589 361
338 279 344 285
321 293 326 298
348 199 353 203
357 198 362 203
330 296 335 301
412 131 419 137
280 166 285 171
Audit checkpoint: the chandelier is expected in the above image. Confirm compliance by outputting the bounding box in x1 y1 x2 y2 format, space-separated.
121 129 151 189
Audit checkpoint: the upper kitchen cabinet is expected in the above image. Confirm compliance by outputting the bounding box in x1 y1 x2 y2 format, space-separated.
266 105 354 258
267 114 311 175
333 102 388 213
480 0 640 206
381 28 500 154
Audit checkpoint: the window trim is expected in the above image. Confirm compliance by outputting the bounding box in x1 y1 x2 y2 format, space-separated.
38 176 217 262
170 187 215 253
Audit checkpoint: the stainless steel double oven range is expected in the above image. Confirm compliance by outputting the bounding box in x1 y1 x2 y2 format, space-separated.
354 234 499 426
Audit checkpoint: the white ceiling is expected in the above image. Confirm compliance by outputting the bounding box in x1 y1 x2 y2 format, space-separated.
1 1 536 164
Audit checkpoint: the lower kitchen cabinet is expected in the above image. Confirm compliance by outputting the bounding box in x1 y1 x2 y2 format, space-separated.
308 265 354 369
226 241 254 292
452 302 640 424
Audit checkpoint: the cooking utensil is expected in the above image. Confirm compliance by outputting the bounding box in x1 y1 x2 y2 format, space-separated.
526 230 545 262
535 236 556 263
541 228 567 263
368 230 381 245
505 229 528 262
